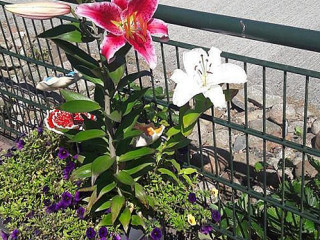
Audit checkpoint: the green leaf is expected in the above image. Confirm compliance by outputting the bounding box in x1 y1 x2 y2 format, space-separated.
71 163 92 180
135 183 148 207
71 129 106 143
107 110 122 123
158 168 179 183
254 162 264 172
307 155 320 173
165 133 191 150
125 162 153 175
167 159 181 172
96 201 111 212
111 195 125 223
119 208 131 233
122 88 148 116
60 100 101 113
109 65 125 84
53 39 99 70
131 215 145 228
92 155 115 184
104 43 131 72
179 168 197 175
223 89 239 101
117 71 151 91
115 171 135 186
60 89 93 102
99 213 112 226
166 126 180 137
119 147 155 162
115 107 142 140
38 23 94 43
98 182 117 199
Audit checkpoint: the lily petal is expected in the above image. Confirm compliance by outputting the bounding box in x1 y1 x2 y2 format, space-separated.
203 85 227 108
5 2 71 20
183 48 208 77
111 0 128 10
207 63 247 86
208 47 222 68
124 0 159 22
147 18 168 38
171 70 201 107
127 32 157 69
75 3 123 35
101 34 126 63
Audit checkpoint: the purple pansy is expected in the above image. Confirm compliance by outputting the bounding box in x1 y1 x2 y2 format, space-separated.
211 209 221 223
188 192 196 204
200 225 213 235
74 191 82 202
151 227 162 240
99 227 108 238
11 229 19 240
26 210 35 219
59 191 73 208
77 207 85 219
63 161 75 180
42 185 49 194
113 234 121 240
86 227 96 239
16 139 25 150
58 147 70 160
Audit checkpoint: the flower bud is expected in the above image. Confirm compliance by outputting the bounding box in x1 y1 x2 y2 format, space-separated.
5 1 71 20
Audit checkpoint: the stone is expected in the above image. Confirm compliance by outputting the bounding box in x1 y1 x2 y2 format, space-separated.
267 157 280 170
233 135 246 152
288 120 304 134
295 160 317 178
268 103 296 125
311 119 320 135
313 132 320 150
214 129 235 149
238 85 282 109
236 109 263 125
249 119 282 135
188 119 213 146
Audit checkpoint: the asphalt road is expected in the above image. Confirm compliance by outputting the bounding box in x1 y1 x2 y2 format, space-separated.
3 0 320 108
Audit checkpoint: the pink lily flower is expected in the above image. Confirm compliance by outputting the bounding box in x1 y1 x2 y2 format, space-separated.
5 2 71 20
75 0 168 69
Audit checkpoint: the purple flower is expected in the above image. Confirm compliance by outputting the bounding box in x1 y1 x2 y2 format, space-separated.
75 180 82 188
46 203 58 213
5 150 13 158
100 238 107 240
113 234 121 240
3 217 11 224
188 192 196 204
11 229 19 240
44 199 51 206
0 231 8 240
16 139 25 150
200 225 213 235
26 210 35 218
73 154 79 160
63 161 75 180
99 227 108 238
86 227 96 239
37 126 43 136
34 229 41 236
58 147 70 160
105 208 111 214
60 191 73 208
77 207 85 219
211 209 221 223
74 191 81 202
151 228 162 240
42 185 50 194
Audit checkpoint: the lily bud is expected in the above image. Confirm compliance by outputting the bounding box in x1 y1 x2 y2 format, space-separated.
5 1 71 20
36 71 80 91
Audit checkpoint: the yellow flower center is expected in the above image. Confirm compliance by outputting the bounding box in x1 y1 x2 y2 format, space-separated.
187 214 196 226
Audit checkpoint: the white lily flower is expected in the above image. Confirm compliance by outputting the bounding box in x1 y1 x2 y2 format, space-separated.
171 47 247 108
133 123 165 147
36 71 80 91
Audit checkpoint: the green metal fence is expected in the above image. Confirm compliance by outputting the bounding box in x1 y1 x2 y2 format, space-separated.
1 0 320 239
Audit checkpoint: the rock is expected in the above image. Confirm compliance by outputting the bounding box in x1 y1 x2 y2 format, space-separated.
295 160 317 178
268 103 296 125
249 119 282 135
288 120 304 134
239 85 282 108
188 119 213 146
311 119 320 135
267 157 280 170
214 129 235 149
233 135 246 152
236 109 263 125
313 132 320 150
